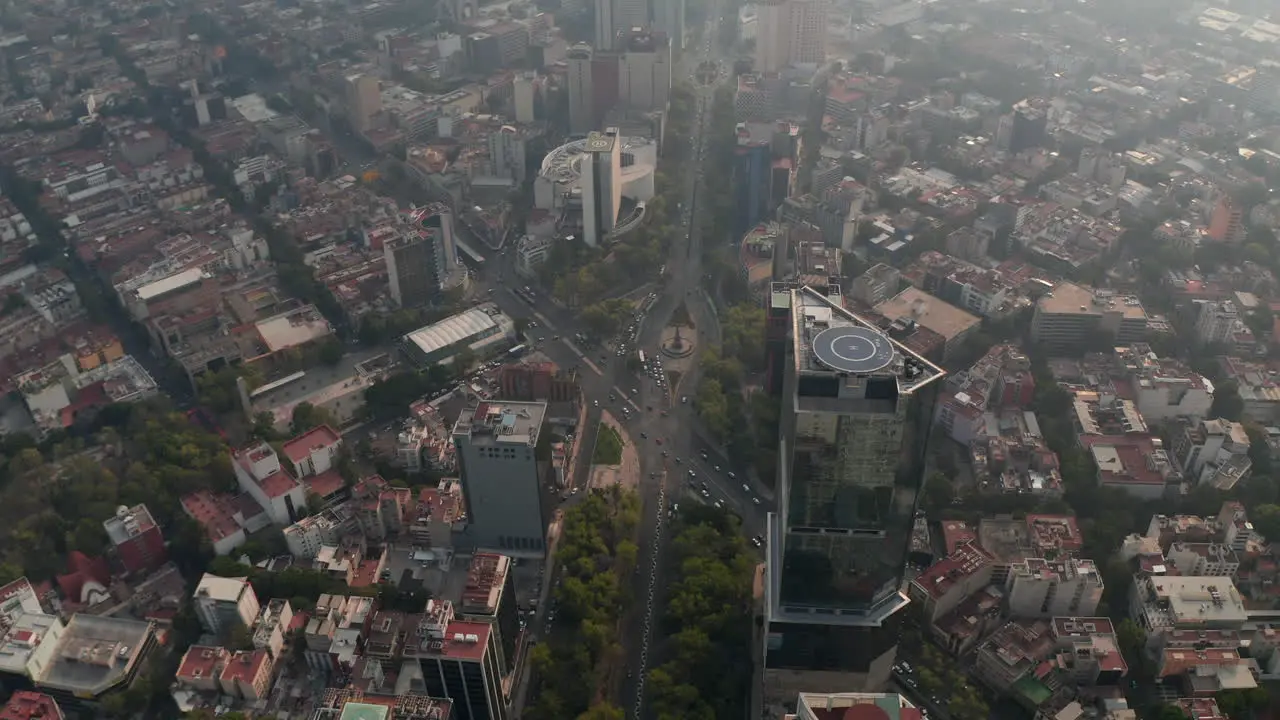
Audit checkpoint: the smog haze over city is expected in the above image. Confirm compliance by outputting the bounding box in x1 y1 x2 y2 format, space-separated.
2 0 1280 718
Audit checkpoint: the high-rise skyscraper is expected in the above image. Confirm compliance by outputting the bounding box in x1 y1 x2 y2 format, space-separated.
387 204 457 308
755 0 828 73
762 284 945 699
595 0 652 50
343 73 381 133
618 29 671 112
452 400 549 557
653 0 686 50
594 0 616 50
567 43 595 134
580 129 623 247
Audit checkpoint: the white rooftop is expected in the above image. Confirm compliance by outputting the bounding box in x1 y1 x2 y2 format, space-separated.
194 573 250 603
255 306 333 353
404 306 511 356
135 267 206 302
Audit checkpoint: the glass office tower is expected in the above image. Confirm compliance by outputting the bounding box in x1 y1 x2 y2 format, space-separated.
763 283 945 696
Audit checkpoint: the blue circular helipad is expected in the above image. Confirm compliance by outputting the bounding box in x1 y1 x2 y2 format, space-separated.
812 326 894 374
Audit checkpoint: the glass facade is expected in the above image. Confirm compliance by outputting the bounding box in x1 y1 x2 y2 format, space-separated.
778 374 940 614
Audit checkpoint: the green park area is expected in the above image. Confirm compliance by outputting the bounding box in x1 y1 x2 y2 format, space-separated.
592 423 625 465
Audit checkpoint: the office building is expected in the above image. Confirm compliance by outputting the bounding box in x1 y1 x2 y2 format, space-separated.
102 504 167 576
735 127 772 239
488 125 529 185
594 0 616 50
763 284 946 701
567 44 595 134
1030 282 1148 351
459 553 521 677
28 615 157 712
344 74 381 134
618 29 671 112
580 129 623 247
595 0 649 50
592 51 622 127
1008 105 1047 154
653 0 685 50
755 0 827 73
410 599 508 720
452 401 549 556
385 206 457 309
192 574 261 635
512 72 539 123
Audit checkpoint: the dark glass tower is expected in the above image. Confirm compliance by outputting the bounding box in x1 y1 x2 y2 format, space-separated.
762 284 945 696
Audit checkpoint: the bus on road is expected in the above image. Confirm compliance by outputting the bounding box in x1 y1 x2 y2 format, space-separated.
509 344 528 357
638 350 647 365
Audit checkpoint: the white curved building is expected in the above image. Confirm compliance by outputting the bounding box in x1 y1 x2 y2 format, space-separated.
534 133 657 215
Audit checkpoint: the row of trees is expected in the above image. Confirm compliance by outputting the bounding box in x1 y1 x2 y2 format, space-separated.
693 304 778 482
580 297 636 339
525 487 640 720
647 507 755 720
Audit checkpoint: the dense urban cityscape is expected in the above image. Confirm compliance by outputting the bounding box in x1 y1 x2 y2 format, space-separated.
1 0 1280 719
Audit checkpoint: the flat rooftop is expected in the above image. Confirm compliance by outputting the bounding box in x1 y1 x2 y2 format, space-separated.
430 620 490 661
875 287 981 342
102 504 159 546
797 692 923 720
453 401 546 447
0 613 60 676
282 425 342 464
39 614 153 696
194 573 250 603
255 305 333 353
339 703 391 720
1137 575 1248 625
134 267 205 301
1038 281 1147 320
790 285 944 394
913 541 993 600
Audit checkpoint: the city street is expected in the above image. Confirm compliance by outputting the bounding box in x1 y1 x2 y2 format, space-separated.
460 7 756 716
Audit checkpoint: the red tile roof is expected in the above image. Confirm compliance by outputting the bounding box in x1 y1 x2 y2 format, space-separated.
306 469 346 499
220 649 270 687
55 552 111 602
176 645 226 682
282 425 342 463
258 469 300 499
0 691 62 720
182 490 242 543
913 541 993 600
